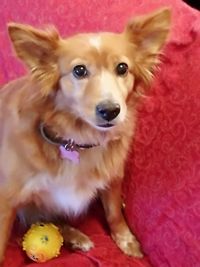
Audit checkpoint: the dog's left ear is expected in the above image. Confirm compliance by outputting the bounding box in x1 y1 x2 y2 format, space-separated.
125 8 171 84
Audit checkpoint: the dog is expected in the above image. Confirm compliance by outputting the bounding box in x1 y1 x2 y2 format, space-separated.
0 8 170 264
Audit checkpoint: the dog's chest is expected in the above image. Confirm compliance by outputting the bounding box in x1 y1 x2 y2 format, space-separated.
20 171 105 215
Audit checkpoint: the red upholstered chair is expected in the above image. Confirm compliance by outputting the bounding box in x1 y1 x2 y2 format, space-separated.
0 1 200 266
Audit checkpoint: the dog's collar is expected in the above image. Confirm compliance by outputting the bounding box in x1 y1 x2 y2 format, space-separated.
39 122 98 163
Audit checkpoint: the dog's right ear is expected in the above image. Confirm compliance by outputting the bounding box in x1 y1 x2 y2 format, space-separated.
8 23 60 70
8 23 61 95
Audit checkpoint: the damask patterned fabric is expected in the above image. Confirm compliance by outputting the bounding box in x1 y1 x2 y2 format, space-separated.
0 0 200 267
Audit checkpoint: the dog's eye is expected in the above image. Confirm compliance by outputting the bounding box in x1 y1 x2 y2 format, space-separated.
73 65 88 79
116 63 128 76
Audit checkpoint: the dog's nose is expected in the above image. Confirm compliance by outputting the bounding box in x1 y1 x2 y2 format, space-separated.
96 101 120 121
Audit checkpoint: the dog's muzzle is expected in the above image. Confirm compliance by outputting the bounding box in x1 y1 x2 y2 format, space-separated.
96 101 120 128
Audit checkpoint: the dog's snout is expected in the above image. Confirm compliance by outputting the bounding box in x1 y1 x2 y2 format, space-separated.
96 101 120 121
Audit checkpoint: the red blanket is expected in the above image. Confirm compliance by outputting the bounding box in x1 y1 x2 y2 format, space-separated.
0 0 200 266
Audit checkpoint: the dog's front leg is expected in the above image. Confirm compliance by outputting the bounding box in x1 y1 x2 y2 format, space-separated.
0 200 16 265
100 180 143 258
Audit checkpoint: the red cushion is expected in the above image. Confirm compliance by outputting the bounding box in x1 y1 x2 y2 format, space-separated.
0 0 200 267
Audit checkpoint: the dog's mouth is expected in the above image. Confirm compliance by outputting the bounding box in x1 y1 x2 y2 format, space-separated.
97 123 115 128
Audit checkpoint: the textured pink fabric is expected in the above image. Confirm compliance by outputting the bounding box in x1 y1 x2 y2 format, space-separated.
0 0 200 267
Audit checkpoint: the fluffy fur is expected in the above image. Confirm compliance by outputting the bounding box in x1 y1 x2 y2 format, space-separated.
0 8 170 264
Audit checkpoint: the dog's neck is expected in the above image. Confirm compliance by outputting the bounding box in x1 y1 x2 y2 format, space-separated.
39 122 99 151
39 122 100 164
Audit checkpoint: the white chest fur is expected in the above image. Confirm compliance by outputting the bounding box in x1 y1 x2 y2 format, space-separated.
18 170 106 216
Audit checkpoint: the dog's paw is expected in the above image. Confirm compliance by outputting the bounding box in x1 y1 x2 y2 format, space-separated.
112 232 143 258
62 226 94 252
69 233 94 252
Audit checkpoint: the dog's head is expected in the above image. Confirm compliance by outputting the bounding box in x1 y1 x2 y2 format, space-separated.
8 8 170 131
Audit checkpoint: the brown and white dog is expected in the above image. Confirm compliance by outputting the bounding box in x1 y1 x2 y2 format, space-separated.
0 8 170 264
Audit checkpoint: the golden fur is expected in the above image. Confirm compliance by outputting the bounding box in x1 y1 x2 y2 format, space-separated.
0 8 170 264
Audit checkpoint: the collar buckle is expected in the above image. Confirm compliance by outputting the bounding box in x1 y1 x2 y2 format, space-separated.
63 139 77 151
